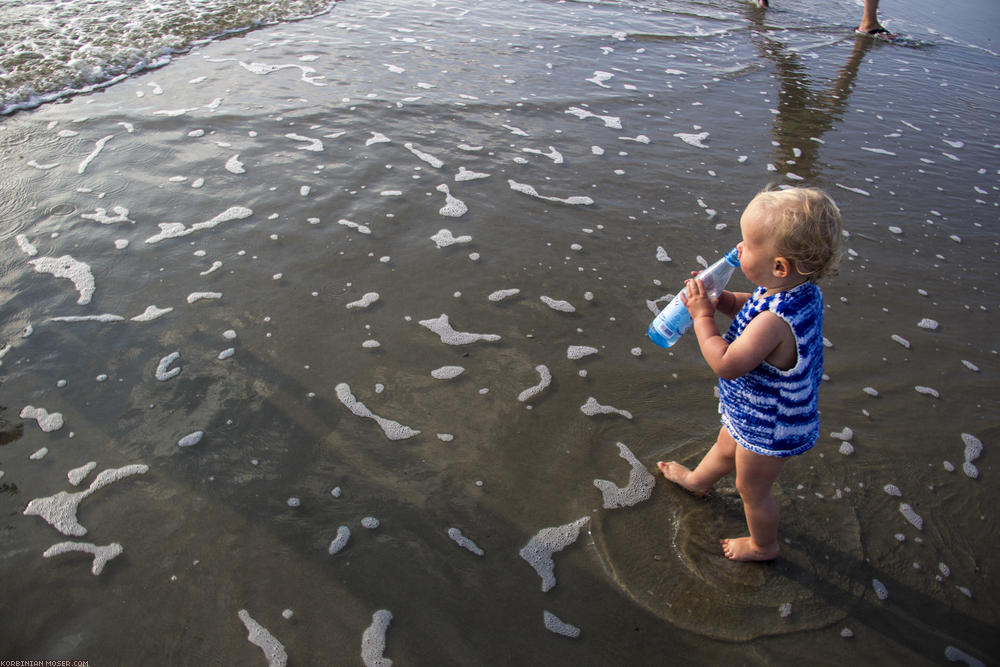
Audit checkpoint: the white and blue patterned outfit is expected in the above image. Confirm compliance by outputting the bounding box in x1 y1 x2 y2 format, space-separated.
718 282 824 458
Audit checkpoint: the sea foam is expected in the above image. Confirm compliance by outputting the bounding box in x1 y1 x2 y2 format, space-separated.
519 516 590 592
335 383 420 441
593 443 655 509
24 464 149 536
238 609 287 667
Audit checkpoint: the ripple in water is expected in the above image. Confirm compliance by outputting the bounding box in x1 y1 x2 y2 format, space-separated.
591 466 864 640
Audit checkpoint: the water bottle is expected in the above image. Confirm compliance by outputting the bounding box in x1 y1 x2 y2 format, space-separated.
647 247 740 348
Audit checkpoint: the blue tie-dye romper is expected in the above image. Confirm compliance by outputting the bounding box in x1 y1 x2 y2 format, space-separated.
718 282 824 457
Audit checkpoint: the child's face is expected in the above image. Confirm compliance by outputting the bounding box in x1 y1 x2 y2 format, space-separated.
737 202 779 288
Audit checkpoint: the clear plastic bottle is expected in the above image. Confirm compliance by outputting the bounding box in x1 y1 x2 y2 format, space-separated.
647 247 740 348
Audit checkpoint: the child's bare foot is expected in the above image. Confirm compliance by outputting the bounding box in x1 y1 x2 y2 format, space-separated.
657 461 710 496
720 537 780 562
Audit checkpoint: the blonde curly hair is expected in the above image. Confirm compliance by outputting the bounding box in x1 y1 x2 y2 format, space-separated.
749 186 843 281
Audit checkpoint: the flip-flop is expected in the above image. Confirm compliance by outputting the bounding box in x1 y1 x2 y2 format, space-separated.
855 27 896 41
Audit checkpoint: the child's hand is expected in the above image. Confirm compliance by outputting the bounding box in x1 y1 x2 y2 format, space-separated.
681 278 716 319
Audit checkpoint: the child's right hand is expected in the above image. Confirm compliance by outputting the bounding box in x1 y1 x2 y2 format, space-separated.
680 278 716 319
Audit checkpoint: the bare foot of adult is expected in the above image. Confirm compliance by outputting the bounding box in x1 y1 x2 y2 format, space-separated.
720 536 781 562
657 461 710 496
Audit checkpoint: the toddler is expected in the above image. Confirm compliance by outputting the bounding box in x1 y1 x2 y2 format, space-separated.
658 186 842 561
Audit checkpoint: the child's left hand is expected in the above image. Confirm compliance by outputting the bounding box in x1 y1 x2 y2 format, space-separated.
681 278 716 319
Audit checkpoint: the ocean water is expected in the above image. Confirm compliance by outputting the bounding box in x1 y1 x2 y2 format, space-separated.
1 0 998 664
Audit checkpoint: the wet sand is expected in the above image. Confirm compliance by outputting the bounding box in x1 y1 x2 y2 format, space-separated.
1 0 997 664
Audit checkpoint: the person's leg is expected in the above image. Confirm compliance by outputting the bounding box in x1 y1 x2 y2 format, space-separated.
721 445 785 561
857 0 884 34
658 426 737 495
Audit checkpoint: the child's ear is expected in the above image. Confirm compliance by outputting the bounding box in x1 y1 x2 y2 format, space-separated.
773 257 791 278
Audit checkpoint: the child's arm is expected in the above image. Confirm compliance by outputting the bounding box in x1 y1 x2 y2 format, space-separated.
683 279 793 380
715 290 752 319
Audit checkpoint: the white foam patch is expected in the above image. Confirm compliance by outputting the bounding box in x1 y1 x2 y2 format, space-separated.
945 646 986 667
347 293 380 309
131 305 173 322
899 503 923 530
24 464 149 536
962 433 983 463
339 219 372 235
674 131 709 148
20 406 64 432
455 166 490 181
580 397 632 420
522 146 564 164
187 292 222 304
50 314 124 323
43 541 123 575
238 609 287 667
418 314 500 345
436 184 468 217
836 183 871 197
508 179 594 205
335 383 420 441
517 365 551 403
872 579 888 600
68 462 97 486
81 206 133 224
156 352 181 381
565 106 622 129
29 255 95 304
145 206 252 244
328 525 351 554
178 431 204 447
78 135 113 174
447 527 484 556
366 132 391 146
961 360 980 372
361 609 393 667
430 229 472 248
404 142 443 168
285 133 323 151
431 366 465 380
593 442 655 509
543 611 581 638
488 288 520 302
225 154 245 174
519 516 590 592
540 296 575 313
28 160 59 170
15 234 38 256
830 427 853 441
587 70 613 87
567 345 598 360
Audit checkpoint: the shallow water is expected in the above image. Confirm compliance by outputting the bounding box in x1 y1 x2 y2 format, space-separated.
1 0 998 664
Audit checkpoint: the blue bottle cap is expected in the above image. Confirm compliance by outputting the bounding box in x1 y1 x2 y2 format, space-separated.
725 246 740 266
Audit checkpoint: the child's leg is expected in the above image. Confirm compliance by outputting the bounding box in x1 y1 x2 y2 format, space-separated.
658 426 738 496
721 445 786 561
